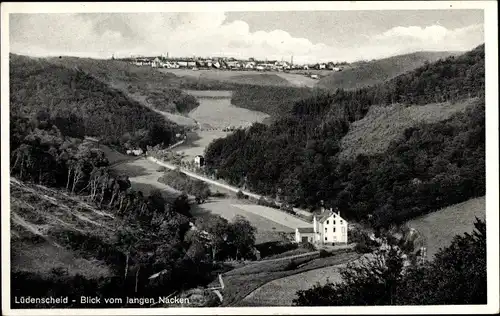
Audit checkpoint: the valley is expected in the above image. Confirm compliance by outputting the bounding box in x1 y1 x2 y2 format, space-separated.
7 42 488 308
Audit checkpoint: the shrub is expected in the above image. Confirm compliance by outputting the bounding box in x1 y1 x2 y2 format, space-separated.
236 190 245 199
319 249 332 258
210 191 227 198
284 260 299 271
301 242 317 251
354 241 373 254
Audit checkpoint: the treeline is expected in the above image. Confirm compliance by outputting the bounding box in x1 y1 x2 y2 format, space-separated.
10 54 179 150
231 85 314 117
204 44 485 227
294 218 486 305
158 169 211 202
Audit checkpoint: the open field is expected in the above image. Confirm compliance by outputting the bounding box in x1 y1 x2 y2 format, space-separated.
274 72 319 87
407 196 486 259
240 264 343 306
191 199 295 244
338 98 479 161
111 158 181 198
232 204 311 229
216 250 360 306
159 69 295 87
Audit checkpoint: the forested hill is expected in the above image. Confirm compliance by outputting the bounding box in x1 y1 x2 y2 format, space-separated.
316 50 458 90
204 44 485 228
10 54 180 149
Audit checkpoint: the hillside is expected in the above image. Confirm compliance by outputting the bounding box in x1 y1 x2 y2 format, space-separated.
316 51 457 90
407 196 486 259
337 98 481 161
9 174 220 308
45 56 200 114
230 84 315 117
10 178 117 278
10 54 179 150
204 44 485 228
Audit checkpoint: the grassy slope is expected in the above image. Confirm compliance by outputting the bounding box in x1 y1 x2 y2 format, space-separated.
10 178 117 278
215 250 360 306
338 98 481 161
407 196 486 259
316 51 457 90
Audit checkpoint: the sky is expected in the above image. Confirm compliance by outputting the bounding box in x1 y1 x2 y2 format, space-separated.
9 10 484 64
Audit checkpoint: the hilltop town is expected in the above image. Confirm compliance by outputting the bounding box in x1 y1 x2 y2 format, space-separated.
121 54 348 73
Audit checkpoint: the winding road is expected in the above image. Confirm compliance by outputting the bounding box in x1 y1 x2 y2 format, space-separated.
146 156 312 220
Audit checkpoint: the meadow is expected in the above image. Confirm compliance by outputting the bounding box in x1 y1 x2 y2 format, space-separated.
217 250 360 306
407 196 486 259
337 98 479 161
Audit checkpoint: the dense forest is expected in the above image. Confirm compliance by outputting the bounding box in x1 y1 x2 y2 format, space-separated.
231 85 314 117
205 44 485 228
10 55 180 150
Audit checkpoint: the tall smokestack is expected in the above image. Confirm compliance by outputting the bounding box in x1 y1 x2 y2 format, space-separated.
291 55 293 65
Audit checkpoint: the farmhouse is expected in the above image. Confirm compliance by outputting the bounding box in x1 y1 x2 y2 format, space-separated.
295 208 348 245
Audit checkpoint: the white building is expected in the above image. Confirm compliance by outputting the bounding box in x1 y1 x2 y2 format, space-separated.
295 208 348 245
194 155 205 167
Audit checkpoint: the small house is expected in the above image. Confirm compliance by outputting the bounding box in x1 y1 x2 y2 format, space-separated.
194 155 205 167
295 227 315 243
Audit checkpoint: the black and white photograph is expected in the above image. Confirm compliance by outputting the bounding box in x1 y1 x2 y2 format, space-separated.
1 1 498 315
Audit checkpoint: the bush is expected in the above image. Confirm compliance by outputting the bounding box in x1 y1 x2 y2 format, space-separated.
301 242 317 251
236 190 245 199
210 191 227 198
354 241 373 254
284 260 300 271
319 249 332 258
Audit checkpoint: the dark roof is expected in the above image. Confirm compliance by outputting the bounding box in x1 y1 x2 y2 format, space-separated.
297 227 314 234
317 211 333 223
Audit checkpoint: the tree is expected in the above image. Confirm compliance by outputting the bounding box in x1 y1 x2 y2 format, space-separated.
227 216 256 260
197 215 230 261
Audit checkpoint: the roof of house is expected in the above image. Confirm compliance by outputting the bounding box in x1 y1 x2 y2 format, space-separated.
315 209 347 223
297 227 315 234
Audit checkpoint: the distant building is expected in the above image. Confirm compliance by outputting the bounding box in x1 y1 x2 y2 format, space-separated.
194 155 205 167
152 57 162 68
245 62 255 69
295 208 348 245
126 148 144 156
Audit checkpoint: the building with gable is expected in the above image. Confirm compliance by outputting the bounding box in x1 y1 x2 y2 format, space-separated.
295 208 348 245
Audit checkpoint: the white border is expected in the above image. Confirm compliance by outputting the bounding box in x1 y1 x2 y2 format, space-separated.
1 1 498 315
